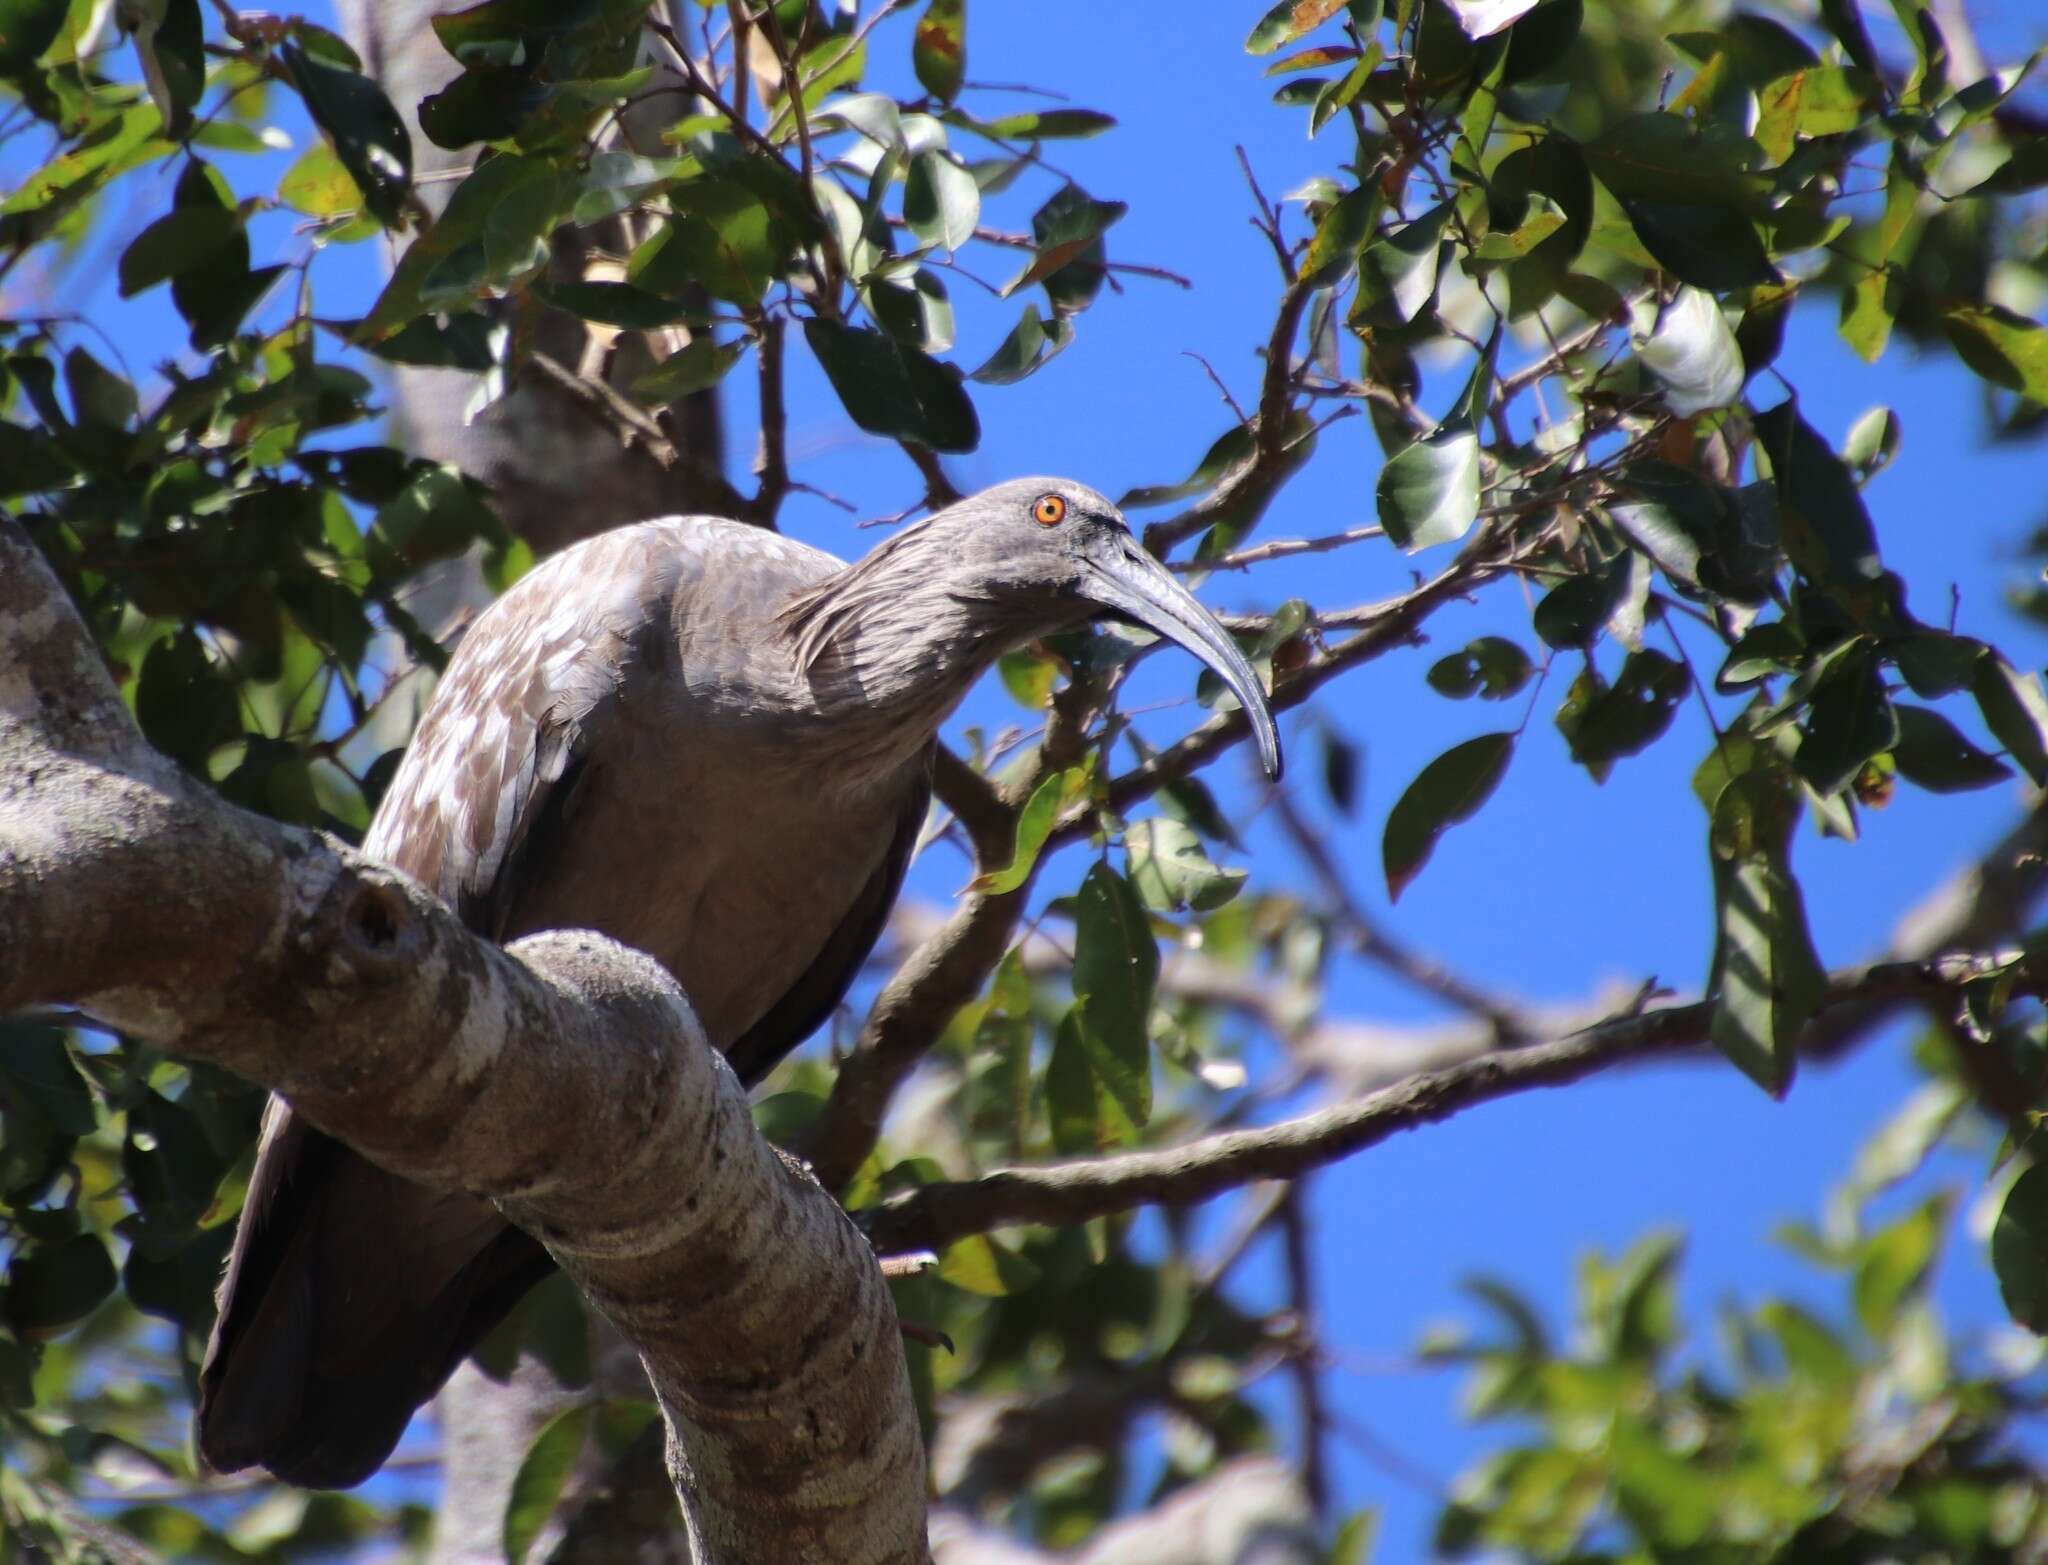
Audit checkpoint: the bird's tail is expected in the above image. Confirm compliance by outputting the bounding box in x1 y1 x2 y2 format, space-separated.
195 1102 553 1489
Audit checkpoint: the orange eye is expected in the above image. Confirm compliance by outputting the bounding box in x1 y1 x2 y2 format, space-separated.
1033 493 1067 526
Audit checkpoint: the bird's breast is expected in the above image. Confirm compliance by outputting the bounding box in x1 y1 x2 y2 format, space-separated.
496 721 915 1052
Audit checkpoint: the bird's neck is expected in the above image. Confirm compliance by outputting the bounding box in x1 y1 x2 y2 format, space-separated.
778 530 1066 769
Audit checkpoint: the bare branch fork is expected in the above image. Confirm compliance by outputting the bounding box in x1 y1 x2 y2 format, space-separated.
0 518 927 1565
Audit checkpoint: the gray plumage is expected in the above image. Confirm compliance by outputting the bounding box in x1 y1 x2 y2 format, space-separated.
195 478 1280 1488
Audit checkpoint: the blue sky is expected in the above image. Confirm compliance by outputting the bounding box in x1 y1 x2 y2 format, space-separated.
8 0 2048 1555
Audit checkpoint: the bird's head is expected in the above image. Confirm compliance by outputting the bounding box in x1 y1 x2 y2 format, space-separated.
925 477 1283 780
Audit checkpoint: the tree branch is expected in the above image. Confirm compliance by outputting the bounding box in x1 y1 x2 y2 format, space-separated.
0 518 925 1565
862 953 2037 1255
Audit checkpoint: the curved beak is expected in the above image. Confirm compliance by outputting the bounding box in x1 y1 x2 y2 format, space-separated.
1081 538 1283 781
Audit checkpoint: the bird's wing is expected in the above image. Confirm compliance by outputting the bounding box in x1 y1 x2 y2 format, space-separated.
364 524 694 932
721 748 934 1086
200 524 708 1484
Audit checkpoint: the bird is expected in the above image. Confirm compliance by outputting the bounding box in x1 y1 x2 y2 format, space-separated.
193 476 1281 1488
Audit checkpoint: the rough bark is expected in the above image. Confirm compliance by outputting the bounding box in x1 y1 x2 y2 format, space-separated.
0 519 928 1564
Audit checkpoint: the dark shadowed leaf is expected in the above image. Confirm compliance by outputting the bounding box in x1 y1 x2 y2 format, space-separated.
1891 704 2010 792
1992 1163 2048 1333
1384 733 1514 901
804 318 979 451
1429 636 1533 700
1071 862 1158 1126
118 205 241 297
534 278 697 329
0 0 67 75
1795 650 1897 797
5 1232 116 1333
282 43 412 228
1752 400 1884 593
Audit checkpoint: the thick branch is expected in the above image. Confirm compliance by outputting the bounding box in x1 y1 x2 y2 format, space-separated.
0 519 925 1565
863 954 2033 1255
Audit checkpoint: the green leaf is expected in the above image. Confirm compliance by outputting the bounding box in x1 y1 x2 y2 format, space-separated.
1383 733 1514 901
4 1232 116 1333
1532 560 1625 648
1944 305 2048 402
1046 1009 1135 1154
1070 861 1159 1126
1377 423 1479 551
1842 404 1900 479
937 1233 1040 1296
279 143 365 217
1246 0 1347 54
626 338 743 406
967 303 1072 384
1001 183 1125 298
1126 817 1246 913
117 206 241 297
1698 737 1824 1096
803 318 979 452
1992 1163 2048 1333
282 43 413 229
904 150 979 253
1632 287 1743 417
634 181 787 304
1301 184 1378 284
501 1404 590 1565
1489 140 1592 318
972 766 1086 894
1853 1195 1945 1340
1891 704 2010 792
913 0 965 102
970 107 1117 140
1361 200 1452 322
1972 653 2048 787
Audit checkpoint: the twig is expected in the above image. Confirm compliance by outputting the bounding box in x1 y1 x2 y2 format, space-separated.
1279 1185 1330 1519
1173 522 1385 575
748 313 789 528
862 951 2042 1254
